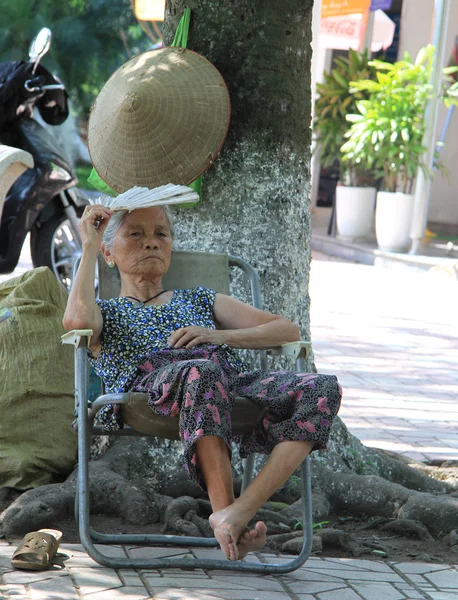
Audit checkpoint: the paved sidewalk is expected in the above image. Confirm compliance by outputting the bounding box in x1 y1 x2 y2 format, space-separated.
1 541 458 600
310 251 458 463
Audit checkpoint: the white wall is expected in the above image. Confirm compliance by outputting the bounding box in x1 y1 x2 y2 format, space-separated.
399 0 458 229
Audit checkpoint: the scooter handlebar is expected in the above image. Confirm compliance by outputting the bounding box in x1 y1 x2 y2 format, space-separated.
24 78 65 93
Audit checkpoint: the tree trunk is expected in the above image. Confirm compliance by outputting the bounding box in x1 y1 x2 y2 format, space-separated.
163 0 314 350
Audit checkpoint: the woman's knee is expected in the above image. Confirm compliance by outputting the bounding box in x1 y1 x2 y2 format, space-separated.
185 359 225 382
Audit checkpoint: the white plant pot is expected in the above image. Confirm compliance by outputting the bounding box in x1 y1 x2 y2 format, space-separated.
375 191 415 252
335 185 376 241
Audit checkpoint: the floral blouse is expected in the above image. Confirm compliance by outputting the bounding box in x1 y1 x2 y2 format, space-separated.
88 287 243 393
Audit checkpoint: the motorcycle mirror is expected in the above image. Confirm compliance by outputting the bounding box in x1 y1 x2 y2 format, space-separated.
29 28 52 71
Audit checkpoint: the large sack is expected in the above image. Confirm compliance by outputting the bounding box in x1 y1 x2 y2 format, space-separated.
0 267 77 489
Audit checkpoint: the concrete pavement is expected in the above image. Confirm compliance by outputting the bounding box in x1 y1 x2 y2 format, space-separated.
1 541 458 600
310 251 458 463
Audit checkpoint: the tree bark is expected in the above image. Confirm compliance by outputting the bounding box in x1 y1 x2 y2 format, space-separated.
163 0 314 352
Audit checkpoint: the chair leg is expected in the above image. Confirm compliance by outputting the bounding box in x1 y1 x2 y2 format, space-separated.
241 454 256 493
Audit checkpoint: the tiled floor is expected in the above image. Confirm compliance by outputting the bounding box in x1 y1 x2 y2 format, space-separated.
310 251 458 462
1 542 457 600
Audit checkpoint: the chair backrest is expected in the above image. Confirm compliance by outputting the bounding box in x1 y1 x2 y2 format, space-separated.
98 250 231 300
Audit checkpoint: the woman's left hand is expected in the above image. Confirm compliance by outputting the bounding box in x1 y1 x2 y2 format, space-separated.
168 326 226 349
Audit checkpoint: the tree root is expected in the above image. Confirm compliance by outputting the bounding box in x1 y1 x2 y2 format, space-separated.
2 423 458 543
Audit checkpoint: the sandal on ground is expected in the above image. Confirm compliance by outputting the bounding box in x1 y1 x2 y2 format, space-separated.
11 529 63 570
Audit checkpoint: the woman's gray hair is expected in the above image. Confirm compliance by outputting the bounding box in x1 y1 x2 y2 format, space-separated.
102 205 175 252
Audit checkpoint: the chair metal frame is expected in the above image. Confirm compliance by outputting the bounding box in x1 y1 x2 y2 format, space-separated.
62 252 313 573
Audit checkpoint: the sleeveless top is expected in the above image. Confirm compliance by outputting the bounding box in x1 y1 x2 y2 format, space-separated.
88 287 244 393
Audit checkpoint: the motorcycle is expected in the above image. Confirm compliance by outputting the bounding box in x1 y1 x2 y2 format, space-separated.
0 28 87 290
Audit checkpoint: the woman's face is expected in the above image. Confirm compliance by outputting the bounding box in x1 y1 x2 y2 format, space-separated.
104 207 173 279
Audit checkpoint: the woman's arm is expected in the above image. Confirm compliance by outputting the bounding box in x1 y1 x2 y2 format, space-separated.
62 204 113 353
213 293 300 349
168 293 300 350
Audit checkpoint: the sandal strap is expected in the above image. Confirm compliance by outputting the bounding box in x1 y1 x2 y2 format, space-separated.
13 531 58 560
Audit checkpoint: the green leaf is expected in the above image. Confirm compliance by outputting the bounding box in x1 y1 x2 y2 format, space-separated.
332 69 349 89
346 114 364 123
401 128 410 141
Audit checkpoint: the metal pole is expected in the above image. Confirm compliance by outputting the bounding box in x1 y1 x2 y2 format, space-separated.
310 0 323 210
409 0 451 254
360 9 376 53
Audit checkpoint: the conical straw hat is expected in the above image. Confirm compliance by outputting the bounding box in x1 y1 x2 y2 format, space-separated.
88 47 231 194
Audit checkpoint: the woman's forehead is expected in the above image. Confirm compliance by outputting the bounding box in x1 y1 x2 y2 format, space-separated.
122 207 169 228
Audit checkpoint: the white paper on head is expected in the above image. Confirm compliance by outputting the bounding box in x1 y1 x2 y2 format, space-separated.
88 184 199 211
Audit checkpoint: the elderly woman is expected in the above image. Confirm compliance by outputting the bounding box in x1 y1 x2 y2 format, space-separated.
63 202 342 562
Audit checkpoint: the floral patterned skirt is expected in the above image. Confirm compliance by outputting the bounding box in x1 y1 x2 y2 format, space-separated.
97 344 342 488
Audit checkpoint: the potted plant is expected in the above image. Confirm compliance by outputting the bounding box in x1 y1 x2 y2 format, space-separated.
341 45 455 252
314 49 377 241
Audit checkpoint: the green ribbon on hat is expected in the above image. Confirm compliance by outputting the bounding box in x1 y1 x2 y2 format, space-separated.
88 7 201 207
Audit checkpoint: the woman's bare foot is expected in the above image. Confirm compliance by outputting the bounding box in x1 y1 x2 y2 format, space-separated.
237 521 267 559
209 506 267 561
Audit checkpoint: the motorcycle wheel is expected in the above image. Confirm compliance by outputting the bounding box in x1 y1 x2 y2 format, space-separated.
30 206 85 291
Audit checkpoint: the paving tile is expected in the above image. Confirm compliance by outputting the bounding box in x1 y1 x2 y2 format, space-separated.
304 568 404 583
118 572 147 586
80 587 152 599
0 583 28 597
286 580 347 593
323 559 394 573
191 549 229 561
145 576 279 591
394 563 452 574
28 575 80 599
283 568 345 583
352 581 406 600
69 566 123 595
0 545 16 557
424 570 458 588
317 589 363 600
127 547 195 560
425 594 458 600
208 575 285 591
150 591 224 600
183 591 290 600
2 568 68 584
93 545 128 557
158 568 208 578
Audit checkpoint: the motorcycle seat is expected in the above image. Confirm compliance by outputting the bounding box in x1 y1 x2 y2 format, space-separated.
0 144 34 221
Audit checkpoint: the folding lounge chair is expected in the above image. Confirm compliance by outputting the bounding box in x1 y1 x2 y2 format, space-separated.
62 250 313 573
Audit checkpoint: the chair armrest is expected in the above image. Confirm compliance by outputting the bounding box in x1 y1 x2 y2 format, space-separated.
267 341 311 360
61 329 93 349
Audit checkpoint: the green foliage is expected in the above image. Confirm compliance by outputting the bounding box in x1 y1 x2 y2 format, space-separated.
0 0 151 113
341 45 458 194
313 49 377 186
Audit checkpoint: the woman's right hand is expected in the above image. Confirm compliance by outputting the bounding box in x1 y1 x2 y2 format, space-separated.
79 204 114 250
